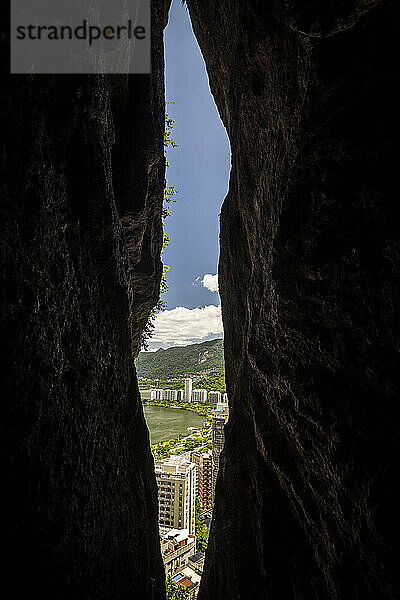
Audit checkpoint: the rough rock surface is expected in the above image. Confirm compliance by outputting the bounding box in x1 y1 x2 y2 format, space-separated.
187 1 400 598
0 1 170 598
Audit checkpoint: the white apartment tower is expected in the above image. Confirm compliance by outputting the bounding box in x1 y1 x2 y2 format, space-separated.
208 391 221 403
184 378 193 403
163 389 177 402
192 389 207 403
155 456 197 535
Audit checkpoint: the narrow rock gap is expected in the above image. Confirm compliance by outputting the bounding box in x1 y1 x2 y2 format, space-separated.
1 2 398 599
140 0 232 595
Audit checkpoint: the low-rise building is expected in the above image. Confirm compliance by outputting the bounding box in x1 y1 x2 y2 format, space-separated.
208 391 221 403
192 389 207 403
177 389 184 402
189 551 205 575
181 566 202 588
161 529 196 578
150 389 164 400
223 392 228 403
171 573 198 597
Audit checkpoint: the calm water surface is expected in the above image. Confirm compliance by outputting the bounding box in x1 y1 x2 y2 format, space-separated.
143 405 204 443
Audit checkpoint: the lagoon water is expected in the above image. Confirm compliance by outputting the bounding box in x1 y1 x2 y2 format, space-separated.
143 405 205 443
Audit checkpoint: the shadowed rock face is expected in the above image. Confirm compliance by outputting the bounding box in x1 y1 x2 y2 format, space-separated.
2 0 400 597
0 1 170 598
186 1 400 598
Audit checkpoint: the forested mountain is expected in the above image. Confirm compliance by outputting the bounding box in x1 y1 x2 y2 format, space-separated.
136 338 224 379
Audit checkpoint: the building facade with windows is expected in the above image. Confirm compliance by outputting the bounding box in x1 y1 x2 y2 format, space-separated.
155 456 197 535
190 450 213 510
150 388 164 400
208 391 221 403
163 389 177 402
211 405 229 499
161 529 196 578
192 388 207 403
184 378 193 403
217 398 229 411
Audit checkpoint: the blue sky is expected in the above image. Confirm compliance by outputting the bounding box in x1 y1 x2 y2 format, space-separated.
148 0 230 350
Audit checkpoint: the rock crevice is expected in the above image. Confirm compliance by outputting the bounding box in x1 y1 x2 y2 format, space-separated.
0 1 170 598
186 1 400 598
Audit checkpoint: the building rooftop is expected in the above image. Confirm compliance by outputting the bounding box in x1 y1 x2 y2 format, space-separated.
178 577 195 590
191 450 212 459
155 455 195 476
182 566 201 585
163 528 189 543
212 409 229 419
189 551 205 564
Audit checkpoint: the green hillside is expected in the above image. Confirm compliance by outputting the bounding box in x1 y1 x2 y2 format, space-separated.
136 338 224 379
193 372 226 394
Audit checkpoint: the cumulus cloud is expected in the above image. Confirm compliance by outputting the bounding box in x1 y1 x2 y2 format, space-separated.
201 273 219 293
152 304 223 344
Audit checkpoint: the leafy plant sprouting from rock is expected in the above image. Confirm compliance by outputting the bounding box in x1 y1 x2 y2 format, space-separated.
140 107 178 350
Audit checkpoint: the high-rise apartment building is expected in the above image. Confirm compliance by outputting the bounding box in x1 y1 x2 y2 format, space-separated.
163 389 177 402
192 389 207 403
211 405 229 499
190 450 213 510
222 392 228 403
184 378 192 403
150 389 163 400
155 456 197 535
208 391 221 404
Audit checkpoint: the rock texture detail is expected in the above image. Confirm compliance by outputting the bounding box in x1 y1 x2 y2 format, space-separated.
187 1 400 598
1 1 170 598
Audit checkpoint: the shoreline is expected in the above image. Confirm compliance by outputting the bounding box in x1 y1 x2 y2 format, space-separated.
143 400 212 457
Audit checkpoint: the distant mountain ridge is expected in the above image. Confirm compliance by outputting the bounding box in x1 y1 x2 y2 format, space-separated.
136 338 224 379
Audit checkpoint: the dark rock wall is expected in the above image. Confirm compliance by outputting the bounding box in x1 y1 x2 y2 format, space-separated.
2 0 400 597
0 1 170 598
187 1 400 598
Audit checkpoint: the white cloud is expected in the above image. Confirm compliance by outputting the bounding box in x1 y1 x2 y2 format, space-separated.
151 304 223 344
201 273 219 293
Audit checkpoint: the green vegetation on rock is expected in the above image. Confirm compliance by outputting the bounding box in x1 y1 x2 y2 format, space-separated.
140 109 178 350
